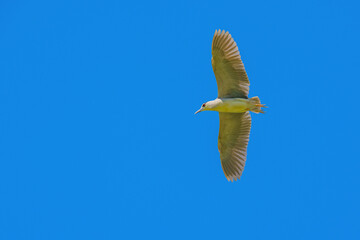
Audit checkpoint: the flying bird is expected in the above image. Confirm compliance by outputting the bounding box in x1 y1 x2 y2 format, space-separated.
195 29 266 181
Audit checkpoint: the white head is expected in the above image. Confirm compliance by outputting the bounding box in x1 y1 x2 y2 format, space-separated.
194 99 220 114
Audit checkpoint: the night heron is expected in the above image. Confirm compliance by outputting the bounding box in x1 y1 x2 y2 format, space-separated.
195 29 266 181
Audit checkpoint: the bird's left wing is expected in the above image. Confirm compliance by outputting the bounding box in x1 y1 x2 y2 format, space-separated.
218 112 251 181
212 30 250 98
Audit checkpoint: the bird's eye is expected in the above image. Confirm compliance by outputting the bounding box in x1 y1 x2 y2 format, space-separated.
202 103 206 107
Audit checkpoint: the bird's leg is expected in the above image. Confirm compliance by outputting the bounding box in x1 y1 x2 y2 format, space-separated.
255 104 267 108
251 104 267 114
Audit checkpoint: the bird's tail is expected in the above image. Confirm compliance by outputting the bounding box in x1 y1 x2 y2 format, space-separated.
249 96 267 114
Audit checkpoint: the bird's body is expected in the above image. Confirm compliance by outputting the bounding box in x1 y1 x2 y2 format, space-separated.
200 97 264 113
195 29 266 181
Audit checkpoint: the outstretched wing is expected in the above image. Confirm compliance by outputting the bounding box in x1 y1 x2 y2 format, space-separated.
212 29 250 98
218 112 251 181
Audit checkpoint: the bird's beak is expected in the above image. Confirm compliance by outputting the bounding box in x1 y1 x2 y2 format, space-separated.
194 108 203 114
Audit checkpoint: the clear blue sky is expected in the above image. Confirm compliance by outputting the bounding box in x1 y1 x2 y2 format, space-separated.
1 0 360 239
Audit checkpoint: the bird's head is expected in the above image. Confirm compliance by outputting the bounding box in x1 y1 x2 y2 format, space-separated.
195 103 206 114
195 99 220 114
195 101 214 114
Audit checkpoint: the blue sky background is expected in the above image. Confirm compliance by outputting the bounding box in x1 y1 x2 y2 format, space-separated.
1 0 360 239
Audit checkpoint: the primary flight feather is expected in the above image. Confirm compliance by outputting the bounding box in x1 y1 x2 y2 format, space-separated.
195 29 266 181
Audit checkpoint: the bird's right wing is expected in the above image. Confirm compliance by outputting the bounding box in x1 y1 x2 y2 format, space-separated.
218 112 251 181
212 30 250 98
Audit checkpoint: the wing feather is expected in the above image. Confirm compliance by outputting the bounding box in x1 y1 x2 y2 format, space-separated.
218 112 251 181
212 29 250 98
